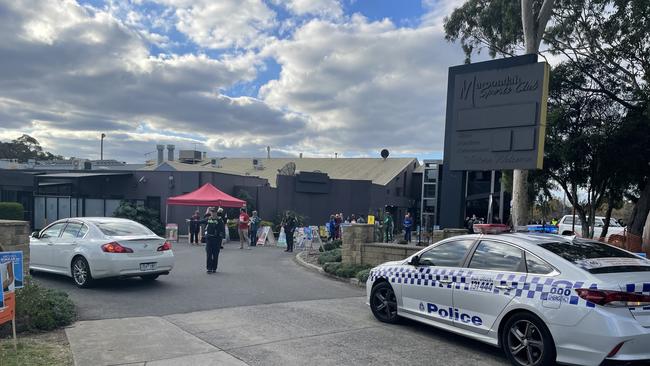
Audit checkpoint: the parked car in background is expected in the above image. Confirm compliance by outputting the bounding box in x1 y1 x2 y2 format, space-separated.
29 217 174 287
557 215 625 239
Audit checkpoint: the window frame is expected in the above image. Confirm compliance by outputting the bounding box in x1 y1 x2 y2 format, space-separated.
466 240 527 273
417 239 477 268
39 221 68 239
59 221 89 241
461 238 560 276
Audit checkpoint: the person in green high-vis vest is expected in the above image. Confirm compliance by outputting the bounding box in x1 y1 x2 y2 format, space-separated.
384 211 394 242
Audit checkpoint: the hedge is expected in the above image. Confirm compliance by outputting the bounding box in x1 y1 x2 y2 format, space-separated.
355 268 371 283
0 202 24 220
318 248 341 264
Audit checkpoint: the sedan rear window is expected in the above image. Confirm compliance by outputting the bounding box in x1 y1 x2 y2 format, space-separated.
96 221 153 236
539 240 650 274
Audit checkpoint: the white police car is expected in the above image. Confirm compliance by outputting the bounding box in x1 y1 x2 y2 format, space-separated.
367 224 650 366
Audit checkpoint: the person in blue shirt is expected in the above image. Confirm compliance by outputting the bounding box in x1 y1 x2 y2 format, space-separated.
403 212 413 243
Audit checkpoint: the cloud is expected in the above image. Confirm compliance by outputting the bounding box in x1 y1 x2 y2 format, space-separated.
273 0 343 19
0 0 470 162
260 13 467 155
0 0 305 161
154 0 277 50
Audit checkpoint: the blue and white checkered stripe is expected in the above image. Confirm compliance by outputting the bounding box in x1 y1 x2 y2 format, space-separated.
624 283 650 311
370 266 599 308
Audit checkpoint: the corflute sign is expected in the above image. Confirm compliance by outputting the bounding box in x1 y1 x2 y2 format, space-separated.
444 54 550 171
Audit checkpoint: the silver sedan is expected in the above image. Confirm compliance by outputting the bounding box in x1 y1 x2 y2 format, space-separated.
30 217 174 287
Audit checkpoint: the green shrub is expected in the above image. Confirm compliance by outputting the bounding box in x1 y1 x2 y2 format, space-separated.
321 240 342 251
318 248 341 264
356 268 371 283
322 262 342 275
0 202 24 220
15 279 76 332
113 201 164 235
332 240 342 248
335 263 372 278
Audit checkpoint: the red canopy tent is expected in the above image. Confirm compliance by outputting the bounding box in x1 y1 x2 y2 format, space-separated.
165 183 245 222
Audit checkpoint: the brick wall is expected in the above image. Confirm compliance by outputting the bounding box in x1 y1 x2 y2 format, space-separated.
342 224 468 266
0 220 30 252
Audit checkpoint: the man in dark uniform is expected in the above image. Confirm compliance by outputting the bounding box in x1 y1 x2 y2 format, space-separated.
282 212 296 253
200 208 225 273
189 210 201 245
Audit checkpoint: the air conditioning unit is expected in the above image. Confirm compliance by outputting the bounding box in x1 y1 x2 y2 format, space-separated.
253 158 264 170
210 158 221 168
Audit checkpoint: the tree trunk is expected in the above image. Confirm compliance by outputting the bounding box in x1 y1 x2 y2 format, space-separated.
629 182 650 237
512 0 554 227
600 204 614 239
512 170 530 227
642 210 650 254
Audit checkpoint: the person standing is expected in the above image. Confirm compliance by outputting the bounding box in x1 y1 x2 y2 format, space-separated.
384 210 394 242
189 210 201 245
328 215 336 241
200 209 225 273
283 212 296 252
249 210 261 247
238 208 251 249
403 212 413 243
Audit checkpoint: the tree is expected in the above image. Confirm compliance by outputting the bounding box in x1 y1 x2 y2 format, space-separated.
0 134 63 162
445 0 650 239
113 201 165 235
445 0 556 227
542 62 646 238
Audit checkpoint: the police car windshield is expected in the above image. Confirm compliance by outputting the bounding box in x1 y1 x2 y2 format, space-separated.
539 239 650 274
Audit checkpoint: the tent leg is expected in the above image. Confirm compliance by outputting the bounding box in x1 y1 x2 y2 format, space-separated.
165 204 168 224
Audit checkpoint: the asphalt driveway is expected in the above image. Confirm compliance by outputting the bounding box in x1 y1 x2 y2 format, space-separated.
33 241 362 320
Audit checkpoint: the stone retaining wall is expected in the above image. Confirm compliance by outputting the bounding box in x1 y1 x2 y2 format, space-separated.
0 220 30 252
341 224 468 266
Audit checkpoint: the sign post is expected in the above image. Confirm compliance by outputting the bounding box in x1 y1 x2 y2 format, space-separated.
440 54 550 228
0 251 22 351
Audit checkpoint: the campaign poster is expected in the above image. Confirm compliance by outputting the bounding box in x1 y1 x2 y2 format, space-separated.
367 215 375 225
0 251 23 289
277 227 287 247
257 227 269 246
0 263 6 310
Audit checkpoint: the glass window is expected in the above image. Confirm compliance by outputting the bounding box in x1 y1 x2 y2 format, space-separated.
419 240 474 267
539 240 650 273
60 223 83 240
563 216 573 225
525 253 554 274
469 241 524 272
40 223 66 239
96 221 153 236
423 184 437 197
77 224 89 238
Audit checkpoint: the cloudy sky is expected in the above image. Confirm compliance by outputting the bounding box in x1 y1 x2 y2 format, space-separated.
0 0 469 162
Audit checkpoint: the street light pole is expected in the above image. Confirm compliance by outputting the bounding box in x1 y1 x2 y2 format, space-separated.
100 133 106 160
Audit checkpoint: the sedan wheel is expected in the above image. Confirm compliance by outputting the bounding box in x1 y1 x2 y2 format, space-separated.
370 282 399 323
503 313 555 366
72 257 94 288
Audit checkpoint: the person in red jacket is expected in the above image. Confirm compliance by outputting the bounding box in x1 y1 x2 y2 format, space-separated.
238 208 250 249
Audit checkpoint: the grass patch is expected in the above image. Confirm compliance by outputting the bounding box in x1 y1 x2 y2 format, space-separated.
0 330 73 366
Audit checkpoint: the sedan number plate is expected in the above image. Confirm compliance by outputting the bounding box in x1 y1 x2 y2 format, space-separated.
140 262 157 271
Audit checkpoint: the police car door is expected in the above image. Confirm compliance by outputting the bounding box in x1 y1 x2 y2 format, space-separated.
400 239 475 326
453 240 526 334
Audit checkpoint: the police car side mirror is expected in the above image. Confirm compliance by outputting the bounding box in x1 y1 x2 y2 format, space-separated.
409 255 420 266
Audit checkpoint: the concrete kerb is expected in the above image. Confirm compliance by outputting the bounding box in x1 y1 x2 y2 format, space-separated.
293 251 366 288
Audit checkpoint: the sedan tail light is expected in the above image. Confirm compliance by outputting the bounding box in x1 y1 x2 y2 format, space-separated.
157 241 172 252
101 242 134 253
575 289 650 307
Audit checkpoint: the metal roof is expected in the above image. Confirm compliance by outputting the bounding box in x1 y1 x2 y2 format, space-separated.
37 172 133 178
139 157 418 187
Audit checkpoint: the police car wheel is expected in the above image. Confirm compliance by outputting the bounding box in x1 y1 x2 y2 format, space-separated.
502 313 555 366
370 282 399 323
